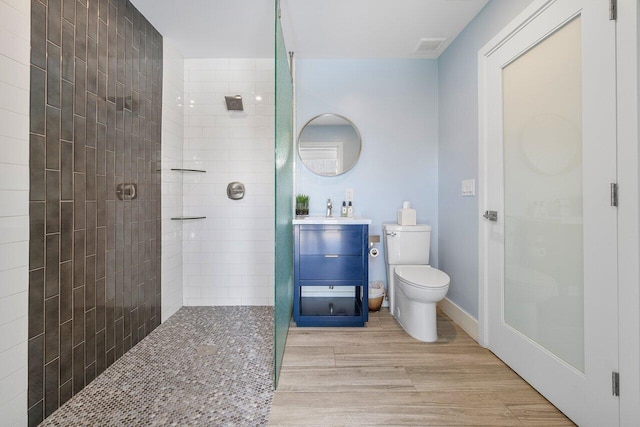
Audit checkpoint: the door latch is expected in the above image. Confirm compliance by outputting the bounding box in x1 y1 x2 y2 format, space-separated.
483 210 498 221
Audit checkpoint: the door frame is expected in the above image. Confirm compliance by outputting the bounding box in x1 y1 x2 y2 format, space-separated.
614 1 640 425
477 0 640 424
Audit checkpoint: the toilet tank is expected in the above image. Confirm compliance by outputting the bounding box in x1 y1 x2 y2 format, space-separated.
383 224 431 265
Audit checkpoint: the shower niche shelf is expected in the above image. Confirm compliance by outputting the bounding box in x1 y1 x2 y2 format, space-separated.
156 168 207 173
171 168 206 173
165 168 207 221
171 216 207 221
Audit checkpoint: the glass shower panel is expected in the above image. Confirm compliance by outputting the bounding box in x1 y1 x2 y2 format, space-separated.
502 17 584 371
274 0 294 388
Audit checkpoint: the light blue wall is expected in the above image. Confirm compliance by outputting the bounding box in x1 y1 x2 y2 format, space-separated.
295 59 439 286
437 0 534 318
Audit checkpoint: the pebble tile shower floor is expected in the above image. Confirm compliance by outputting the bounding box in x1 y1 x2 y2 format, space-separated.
40 307 274 426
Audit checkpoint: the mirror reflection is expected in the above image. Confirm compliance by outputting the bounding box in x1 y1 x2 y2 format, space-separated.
297 114 362 176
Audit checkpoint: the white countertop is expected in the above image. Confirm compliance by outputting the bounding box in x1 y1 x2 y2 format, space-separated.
293 216 372 225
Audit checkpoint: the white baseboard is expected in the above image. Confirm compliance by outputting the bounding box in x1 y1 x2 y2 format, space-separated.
438 297 479 342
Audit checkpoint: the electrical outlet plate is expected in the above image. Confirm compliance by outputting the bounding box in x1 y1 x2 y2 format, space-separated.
346 188 354 202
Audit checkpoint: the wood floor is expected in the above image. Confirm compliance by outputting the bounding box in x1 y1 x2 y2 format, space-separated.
269 309 574 426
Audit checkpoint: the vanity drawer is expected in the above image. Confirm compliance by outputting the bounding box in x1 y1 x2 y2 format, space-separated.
299 255 364 280
298 226 363 255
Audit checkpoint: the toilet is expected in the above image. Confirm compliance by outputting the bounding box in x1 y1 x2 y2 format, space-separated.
383 224 450 342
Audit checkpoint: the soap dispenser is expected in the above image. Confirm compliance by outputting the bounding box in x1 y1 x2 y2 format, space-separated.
347 201 354 218
341 201 347 217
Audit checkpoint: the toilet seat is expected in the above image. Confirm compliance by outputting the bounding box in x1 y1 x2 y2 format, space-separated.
395 266 450 289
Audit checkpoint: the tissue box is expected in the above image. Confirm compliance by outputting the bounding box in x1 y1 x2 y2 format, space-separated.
397 208 416 226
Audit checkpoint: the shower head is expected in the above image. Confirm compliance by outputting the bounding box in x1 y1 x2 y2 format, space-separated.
225 95 244 111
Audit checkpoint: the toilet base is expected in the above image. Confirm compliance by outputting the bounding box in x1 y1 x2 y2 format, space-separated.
394 291 438 342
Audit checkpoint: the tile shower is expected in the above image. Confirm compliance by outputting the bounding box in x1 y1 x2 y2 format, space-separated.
28 0 162 424
182 58 275 307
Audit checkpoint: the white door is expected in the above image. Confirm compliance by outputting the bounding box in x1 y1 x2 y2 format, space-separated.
479 1 618 425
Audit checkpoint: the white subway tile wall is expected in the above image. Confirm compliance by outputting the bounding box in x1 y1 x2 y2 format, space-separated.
0 0 29 425
182 58 275 307
161 42 184 322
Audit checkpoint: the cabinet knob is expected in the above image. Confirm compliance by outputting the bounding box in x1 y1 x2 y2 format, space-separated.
324 254 339 258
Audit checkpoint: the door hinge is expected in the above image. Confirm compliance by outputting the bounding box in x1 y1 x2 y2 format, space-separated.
609 0 617 20
611 183 618 207
612 371 620 396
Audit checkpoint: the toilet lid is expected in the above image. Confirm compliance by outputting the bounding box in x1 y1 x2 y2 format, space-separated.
395 266 450 289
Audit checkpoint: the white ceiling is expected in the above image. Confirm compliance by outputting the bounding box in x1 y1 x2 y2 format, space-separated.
130 0 489 59
281 0 489 59
130 0 275 58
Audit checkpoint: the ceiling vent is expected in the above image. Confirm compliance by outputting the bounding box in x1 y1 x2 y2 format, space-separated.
413 38 447 56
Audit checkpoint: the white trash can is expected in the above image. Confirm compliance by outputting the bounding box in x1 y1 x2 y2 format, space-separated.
368 281 385 312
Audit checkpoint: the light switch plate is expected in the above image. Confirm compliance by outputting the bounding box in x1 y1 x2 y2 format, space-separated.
462 179 475 197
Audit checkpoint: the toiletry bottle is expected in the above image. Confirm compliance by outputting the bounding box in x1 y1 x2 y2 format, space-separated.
347 201 354 218
341 201 347 217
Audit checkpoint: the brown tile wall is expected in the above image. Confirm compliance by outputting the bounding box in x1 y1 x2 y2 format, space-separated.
28 0 163 424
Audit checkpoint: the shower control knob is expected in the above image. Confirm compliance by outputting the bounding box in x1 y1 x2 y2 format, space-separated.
226 182 245 200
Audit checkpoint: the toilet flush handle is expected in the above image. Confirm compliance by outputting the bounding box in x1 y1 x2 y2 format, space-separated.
386 231 397 237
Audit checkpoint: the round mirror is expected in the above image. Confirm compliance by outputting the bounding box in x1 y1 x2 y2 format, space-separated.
297 114 362 176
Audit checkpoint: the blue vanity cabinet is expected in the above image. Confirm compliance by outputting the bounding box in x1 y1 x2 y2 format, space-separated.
293 224 369 327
